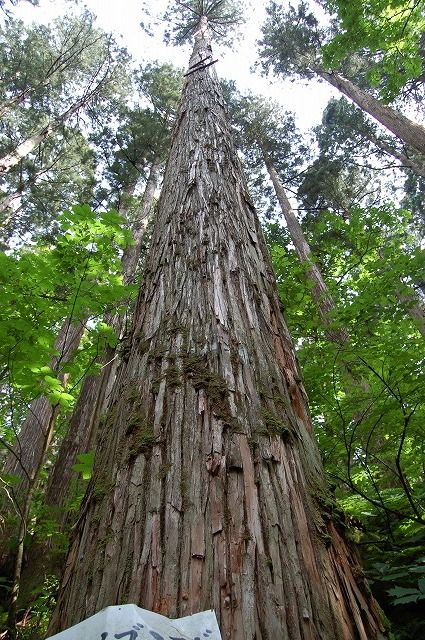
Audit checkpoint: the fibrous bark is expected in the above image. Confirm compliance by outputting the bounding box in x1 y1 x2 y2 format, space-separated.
49 20 387 640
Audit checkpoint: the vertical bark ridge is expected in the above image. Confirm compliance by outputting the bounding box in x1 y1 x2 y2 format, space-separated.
49 22 387 640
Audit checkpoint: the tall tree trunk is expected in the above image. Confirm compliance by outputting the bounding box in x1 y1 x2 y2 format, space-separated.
1 318 85 511
44 160 161 517
121 161 161 284
366 132 425 179
0 190 22 216
0 79 105 175
49 20 387 640
316 68 425 158
263 156 348 345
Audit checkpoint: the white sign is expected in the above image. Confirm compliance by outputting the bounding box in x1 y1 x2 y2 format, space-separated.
47 604 222 640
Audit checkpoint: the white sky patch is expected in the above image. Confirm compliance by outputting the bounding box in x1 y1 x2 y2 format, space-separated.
12 0 338 133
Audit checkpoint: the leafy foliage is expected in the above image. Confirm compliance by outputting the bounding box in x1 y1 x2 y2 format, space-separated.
321 0 425 101
0 1 424 638
0 204 133 446
259 1 325 79
265 202 425 637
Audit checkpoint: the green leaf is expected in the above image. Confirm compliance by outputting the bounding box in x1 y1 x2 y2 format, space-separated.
72 451 95 480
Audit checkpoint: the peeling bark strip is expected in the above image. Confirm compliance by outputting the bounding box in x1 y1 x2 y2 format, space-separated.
49 20 387 640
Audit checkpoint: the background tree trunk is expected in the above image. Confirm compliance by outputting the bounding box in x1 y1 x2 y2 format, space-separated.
44 159 161 518
0 80 105 175
1 318 85 511
263 155 348 345
366 132 425 179
316 68 425 158
48 22 387 640
0 317 85 606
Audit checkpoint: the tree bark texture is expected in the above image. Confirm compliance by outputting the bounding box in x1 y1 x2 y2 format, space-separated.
317 69 425 159
49 22 387 640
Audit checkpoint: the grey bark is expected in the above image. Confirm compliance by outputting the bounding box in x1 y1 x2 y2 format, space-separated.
49 19 386 640
316 68 425 159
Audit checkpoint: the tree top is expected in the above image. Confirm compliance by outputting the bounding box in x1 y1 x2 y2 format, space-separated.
163 0 244 44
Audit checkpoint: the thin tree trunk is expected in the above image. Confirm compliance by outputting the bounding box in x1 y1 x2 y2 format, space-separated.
0 27 102 119
5 407 58 640
49 19 386 640
264 156 348 344
1 318 85 508
316 68 425 158
121 161 161 284
0 190 22 215
0 79 105 175
44 160 161 517
366 131 425 179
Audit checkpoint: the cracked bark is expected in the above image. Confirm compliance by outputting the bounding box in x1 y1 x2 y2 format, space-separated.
48 21 387 640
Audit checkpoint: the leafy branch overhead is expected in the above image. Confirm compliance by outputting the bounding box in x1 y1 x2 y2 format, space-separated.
321 0 425 101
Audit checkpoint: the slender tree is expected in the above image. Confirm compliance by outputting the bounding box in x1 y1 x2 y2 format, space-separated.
319 0 425 102
0 13 130 179
48 4 387 638
317 97 425 180
227 92 347 344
